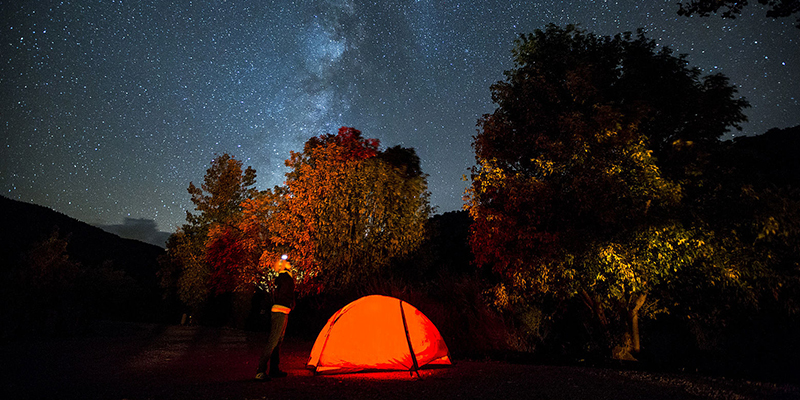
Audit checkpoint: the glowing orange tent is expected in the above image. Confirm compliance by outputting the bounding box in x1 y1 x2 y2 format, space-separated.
306 295 451 375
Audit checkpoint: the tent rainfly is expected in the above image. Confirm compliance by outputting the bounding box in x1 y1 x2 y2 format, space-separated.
306 295 451 375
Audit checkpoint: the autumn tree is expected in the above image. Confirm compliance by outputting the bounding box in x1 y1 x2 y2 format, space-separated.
186 153 258 227
244 127 430 294
467 25 751 359
161 154 258 310
678 0 800 28
236 186 293 290
17 229 83 330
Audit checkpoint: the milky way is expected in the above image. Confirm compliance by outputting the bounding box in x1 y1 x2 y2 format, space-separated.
2 1 798 233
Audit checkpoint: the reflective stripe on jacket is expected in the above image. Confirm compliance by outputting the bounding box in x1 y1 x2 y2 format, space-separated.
271 304 291 314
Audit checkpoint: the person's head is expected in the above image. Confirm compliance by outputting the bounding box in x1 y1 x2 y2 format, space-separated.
273 254 290 273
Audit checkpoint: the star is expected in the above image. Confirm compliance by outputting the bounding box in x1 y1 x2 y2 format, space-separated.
1 0 797 235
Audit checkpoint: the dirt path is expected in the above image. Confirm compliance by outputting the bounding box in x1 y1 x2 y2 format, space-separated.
1 322 797 400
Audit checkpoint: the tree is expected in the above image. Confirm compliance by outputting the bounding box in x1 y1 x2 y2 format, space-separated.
161 154 258 310
186 153 257 227
467 25 750 359
162 228 209 310
21 229 82 293
0 229 85 335
677 0 800 28
695 127 800 316
245 127 430 294
205 223 253 294
237 186 293 290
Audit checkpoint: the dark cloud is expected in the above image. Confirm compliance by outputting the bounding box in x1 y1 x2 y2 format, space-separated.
98 218 170 248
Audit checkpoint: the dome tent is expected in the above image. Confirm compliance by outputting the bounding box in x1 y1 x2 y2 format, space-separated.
306 295 451 375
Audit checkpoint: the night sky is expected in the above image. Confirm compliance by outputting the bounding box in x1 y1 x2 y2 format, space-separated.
2 1 798 234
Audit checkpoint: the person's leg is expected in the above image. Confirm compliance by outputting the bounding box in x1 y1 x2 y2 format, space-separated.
268 344 284 376
269 315 289 377
255 312 288 377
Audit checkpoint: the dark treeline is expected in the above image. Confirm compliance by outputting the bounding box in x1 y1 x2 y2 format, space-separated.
0 196 175 338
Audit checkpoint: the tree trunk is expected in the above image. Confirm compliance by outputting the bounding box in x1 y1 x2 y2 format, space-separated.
580 289 613 350
629 293 647 354
612 293 647 361
580 289 609 326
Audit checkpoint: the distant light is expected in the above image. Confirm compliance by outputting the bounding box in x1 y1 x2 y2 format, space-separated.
281 254 288 260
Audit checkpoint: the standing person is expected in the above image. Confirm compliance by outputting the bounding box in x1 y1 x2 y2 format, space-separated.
255 254 296 381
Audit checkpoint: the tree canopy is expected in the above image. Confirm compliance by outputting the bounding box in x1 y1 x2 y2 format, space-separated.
161 128 431 309
186 153 258 228
678 0 800 28
161 154 258 310
244 127 431 294
467 24 752 358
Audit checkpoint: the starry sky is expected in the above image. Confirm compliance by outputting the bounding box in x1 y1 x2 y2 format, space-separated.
2 0 798 234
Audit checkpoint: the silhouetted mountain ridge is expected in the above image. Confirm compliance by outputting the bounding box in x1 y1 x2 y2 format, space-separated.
0 196 164 289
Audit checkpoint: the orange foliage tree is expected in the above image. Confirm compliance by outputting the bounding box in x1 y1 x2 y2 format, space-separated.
161 154 258 309
163 130 429 304
205 224 254 294
241 127 430 294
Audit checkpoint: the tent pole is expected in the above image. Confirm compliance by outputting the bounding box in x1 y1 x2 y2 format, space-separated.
312 307 348 374
399 299 422 379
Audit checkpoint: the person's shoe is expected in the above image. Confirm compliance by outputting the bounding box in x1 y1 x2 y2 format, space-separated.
255 372 271 381
269 370 288 378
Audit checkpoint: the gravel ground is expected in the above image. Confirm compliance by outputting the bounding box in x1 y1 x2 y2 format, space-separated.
1 322 797 400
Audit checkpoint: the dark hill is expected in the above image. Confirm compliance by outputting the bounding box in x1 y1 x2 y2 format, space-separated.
0 196 173 334
0 196 164 286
